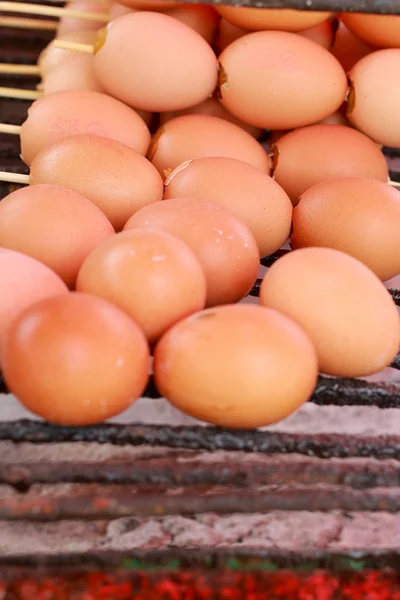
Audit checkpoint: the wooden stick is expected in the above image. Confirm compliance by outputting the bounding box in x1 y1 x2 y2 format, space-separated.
0 171 29 184
0 124 22 135
0 63 41 75
0 87 42 100
53 39 93 53
0 15 57 29
0 2 109 22
390 180 400 188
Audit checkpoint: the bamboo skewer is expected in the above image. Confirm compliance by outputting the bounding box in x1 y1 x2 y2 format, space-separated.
0 171 29 184
0 124 22 135
0 15 57 29
53 39 93 53
390 180 400 188
0 87 42 100
0 2 109 22
0 63 41 75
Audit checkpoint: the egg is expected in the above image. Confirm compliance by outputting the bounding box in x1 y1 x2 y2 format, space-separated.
38 30 98 76
148 115 269 178
154 304 318 429
20 90 151 166
331 21 372 73
159 95 261 138
298 19 334 50
260 247 400 378
124 198 260 306
0 249 68 356
0 185 115 288
272 124 388 204
347 50 400 148
291 178 400 282
109 2 133 19
92 12 218 112
215 6 331 32
29 134 163 231
42 54 104 95
57 0 111 36
76 229 207 344
340 13 400 49
2 293 150 426
164 4 220 45
218 31 347 130
216 18 248 53
117 0 179 9
164 157 292 257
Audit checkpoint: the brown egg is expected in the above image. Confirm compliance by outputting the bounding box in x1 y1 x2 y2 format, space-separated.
2 293 150 426
164 157 292 257
298 19 334 50
154 304 318 429
30 135 163 231
93 12 218 112
117 0 179 9
38 31 97 77
0 249 68 356
291 178 400 282
318 111 350 126
57 1 111 36
215 6 331 32
347 50 400 148
331 21 372 73
124 198 260 306
340 13 400 49
218 31 347 130
159 95 261 138
42 54 104 95
272 125 388 205
109 2 133 19
216 18 248 53
260 247 400 378
76 229 207 344
20 90 151 166
165 4 220 45
149 115 269 178
0 185 114 288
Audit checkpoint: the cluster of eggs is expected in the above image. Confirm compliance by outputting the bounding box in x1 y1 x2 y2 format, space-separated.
1 0 400 429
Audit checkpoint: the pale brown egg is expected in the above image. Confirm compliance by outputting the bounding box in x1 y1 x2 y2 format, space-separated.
76 229 207 344
2 293 150 426
164 157 292 257
331 21 372 73
0 185 115 288
215 6 331 32
93 12 218 112
272 124 388 205
165 4 220 45
291 178 400 282
318 111 349 126
154 304 318 429
38 31 97 77
20 90 151 166
347 50 400 148
216 18 248 53
260 247 400 378
42 54 104 95
124 198 260 306
159 95 261 138
117 0 179 9
149 115 269 177
30 134 163 231
340 13 400 49
298 19 334 50
0 249 68 356
218 31 348 130
109 2 133 19
57 1 111 36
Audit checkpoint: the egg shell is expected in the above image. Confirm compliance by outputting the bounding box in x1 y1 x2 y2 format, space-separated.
159 95 261 138
0 249 68 357
331 21 372 73
260 247 400 378
42 54 104 95
30 134 163 231
116 0 179 10
2 293 150 426
0 185 115 288
215 6 331 32
216 18 248 53
20 90 151 167
109 2 133 19
124 198 260 306
76 229 207 344
164 156 292 258
298 19 334 50
154 304 318 429
149 115 269 178
272 124 388 205
340 13 400 49
218 31 348 130
347 49 400 148
164 4 220 45
93 12 218 112
291 178 400 282
57 1 111 36
38 30 97 76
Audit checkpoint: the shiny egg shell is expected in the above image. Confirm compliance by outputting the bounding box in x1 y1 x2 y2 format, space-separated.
340 13 400 49
215 6 331 32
